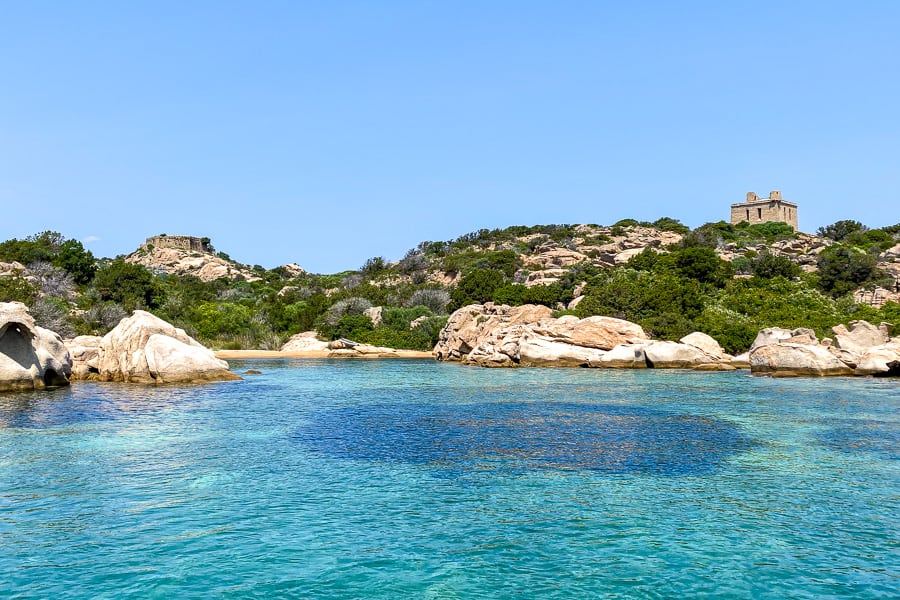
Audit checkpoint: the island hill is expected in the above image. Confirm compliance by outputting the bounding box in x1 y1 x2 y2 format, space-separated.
0 194 899 377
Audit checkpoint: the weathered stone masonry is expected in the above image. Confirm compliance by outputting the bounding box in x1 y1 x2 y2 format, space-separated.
730 190 798 230
142 235 210 253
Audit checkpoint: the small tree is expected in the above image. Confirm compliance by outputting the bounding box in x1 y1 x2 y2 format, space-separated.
817 220 868 242
816 245 882 297
360 257 386 277
93 259 165 310
752 252 800 279
450 269 506 309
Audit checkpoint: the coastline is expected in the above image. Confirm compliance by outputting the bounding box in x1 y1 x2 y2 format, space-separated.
215 349 434 359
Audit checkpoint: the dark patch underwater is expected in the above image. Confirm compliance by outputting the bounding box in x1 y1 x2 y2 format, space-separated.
294 402 755 475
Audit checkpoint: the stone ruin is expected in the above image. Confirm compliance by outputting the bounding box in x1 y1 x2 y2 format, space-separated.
142 235 211 253
730 190 798 230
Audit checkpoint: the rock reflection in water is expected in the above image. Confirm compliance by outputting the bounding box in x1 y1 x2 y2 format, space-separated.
0 383 201 429
296 402 753 475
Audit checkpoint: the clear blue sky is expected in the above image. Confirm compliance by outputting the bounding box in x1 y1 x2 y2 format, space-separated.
2 1 898 272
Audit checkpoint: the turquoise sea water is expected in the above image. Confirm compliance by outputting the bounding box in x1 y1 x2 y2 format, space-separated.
1 360 898 598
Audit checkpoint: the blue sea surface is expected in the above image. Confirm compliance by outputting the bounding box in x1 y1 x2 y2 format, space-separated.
1 360 898 598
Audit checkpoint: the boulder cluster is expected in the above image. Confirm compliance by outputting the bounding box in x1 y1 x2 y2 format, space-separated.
0 301 241 392
0 301 71 392
67 311 241 383
748 321 899 377
434 303 900 377
125 246 262 282
434 303 737 370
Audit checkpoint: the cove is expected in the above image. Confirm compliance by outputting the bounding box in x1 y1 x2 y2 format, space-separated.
0 359 897 598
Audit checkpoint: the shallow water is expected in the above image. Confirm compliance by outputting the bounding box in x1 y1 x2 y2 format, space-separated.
1 360 897 598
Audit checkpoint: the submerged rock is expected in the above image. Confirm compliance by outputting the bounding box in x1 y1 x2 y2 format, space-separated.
93 311 241 384
0 301 72 392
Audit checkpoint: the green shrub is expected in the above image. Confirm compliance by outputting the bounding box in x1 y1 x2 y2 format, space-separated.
93 259 164 310
450 269 507 309
744 221 796 239
574 270 704 339
0 275 38 304
673 247 733 287
333 314 374 340
816 245 883 298
752 252 800 279
192 302 255 340
651 217 690 235
817 220 867 242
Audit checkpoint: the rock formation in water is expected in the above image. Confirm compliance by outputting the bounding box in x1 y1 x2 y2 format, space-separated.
434 304 899 376
68 311 241 384
433 303 734 369
0 301 72 391
748 320 899 376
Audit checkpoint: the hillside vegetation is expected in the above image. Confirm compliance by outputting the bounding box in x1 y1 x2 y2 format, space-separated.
1 217 898 354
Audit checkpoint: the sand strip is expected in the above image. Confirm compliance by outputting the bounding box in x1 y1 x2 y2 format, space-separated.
215 349 434 359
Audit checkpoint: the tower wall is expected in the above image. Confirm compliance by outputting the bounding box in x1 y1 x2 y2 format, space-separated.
730 190 798 230
143 235 209 253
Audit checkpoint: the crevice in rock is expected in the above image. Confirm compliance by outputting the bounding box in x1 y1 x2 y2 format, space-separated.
873 360 900 377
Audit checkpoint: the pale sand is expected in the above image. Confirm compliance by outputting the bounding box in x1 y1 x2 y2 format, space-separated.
215 349 434 359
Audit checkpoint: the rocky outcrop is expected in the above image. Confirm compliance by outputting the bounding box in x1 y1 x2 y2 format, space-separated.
126 246 261 282
433 306 900 376
434 303 555 362
855 342 900 376
748 320 899 376
434 303 734 370
0 301 72 391
716 234 831 273
832 321 891 356
680 332 726 359
750 343 855 377
281 331 330 352
433 303 648 367
85 311 241 384
0 261 27 278
278 263 306 278
598 344 649 368
531 315 649 350
644 341 719 369
65 335 103 379
364 306 383 328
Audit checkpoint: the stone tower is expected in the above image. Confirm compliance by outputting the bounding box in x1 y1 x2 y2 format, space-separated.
730 190 798 230
142 235 211 253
